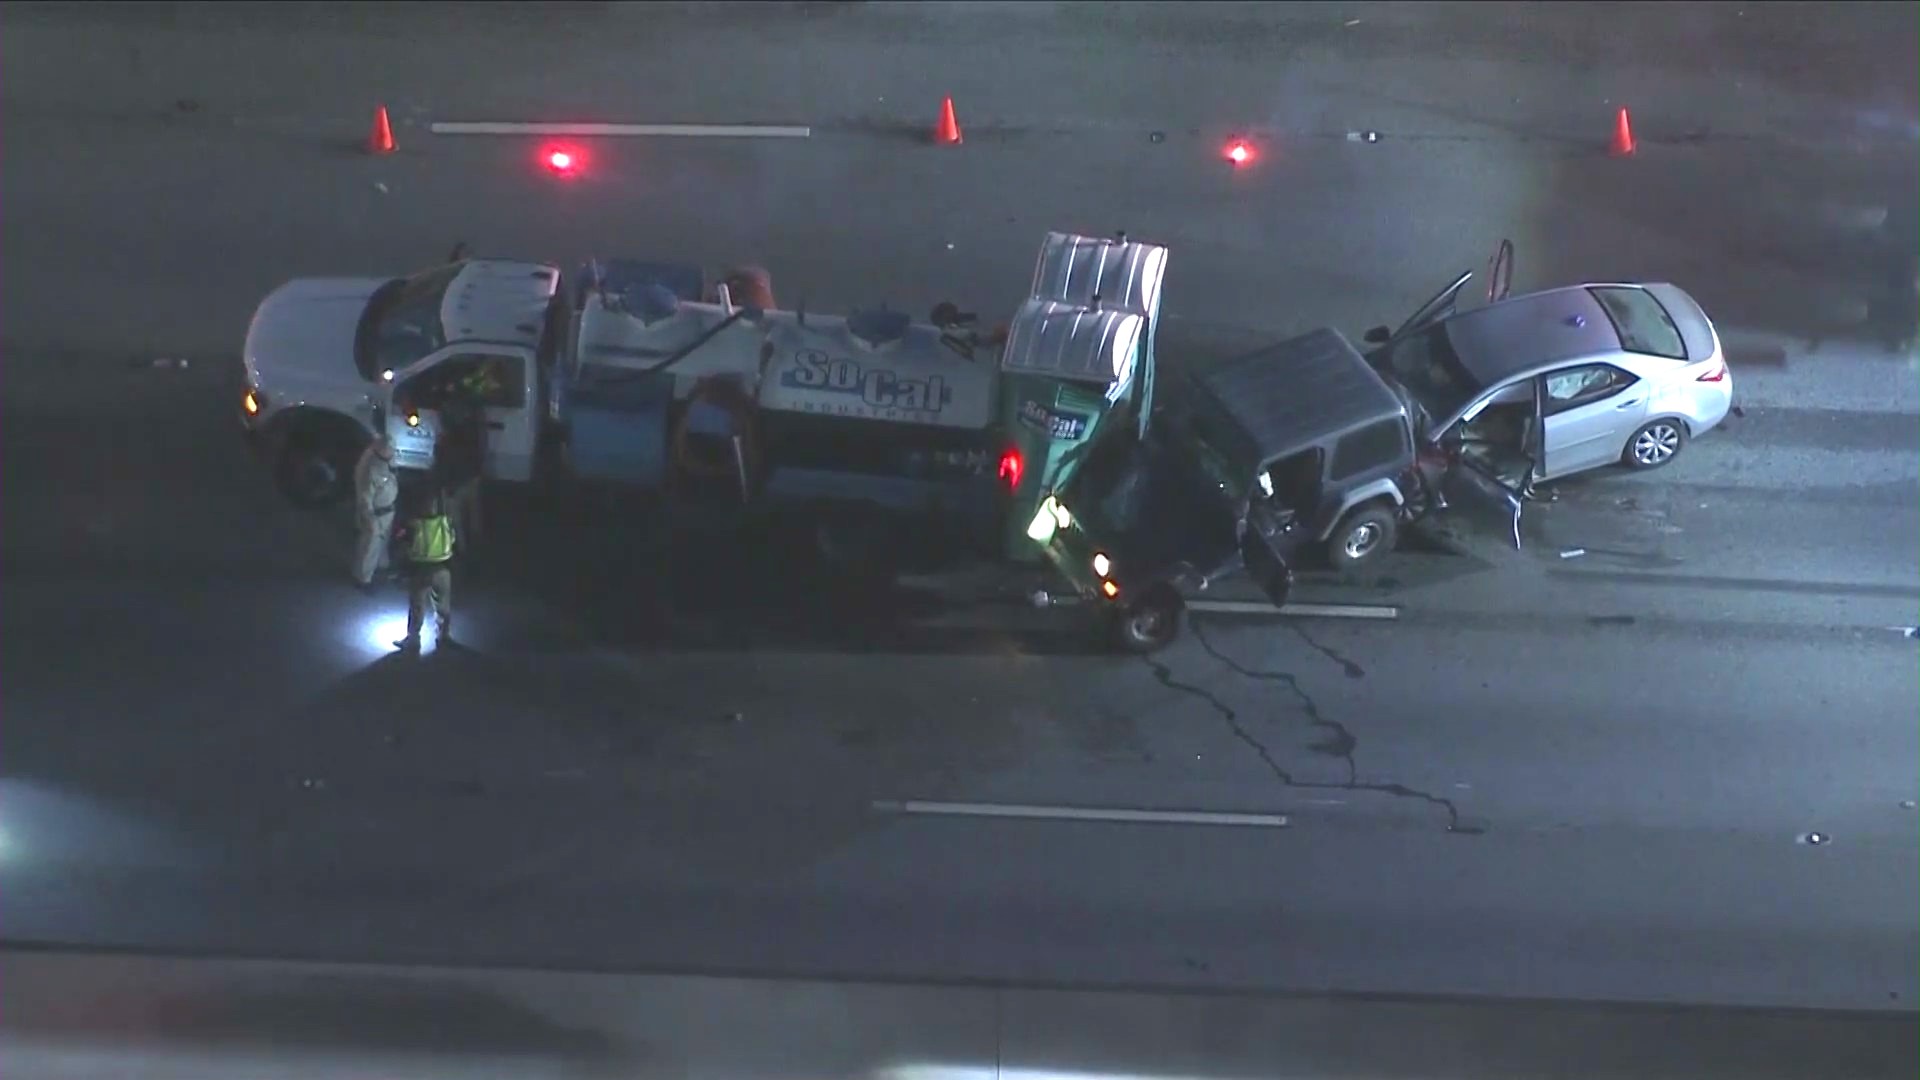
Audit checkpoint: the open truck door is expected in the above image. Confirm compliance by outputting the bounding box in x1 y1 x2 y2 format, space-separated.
381 344 542 482
996 231 1169 562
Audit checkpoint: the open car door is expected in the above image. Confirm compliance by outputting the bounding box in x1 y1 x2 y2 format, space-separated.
1237 500 1297 608
1435 379 1543 551
1485 238 1514 304
1366 269 1476 348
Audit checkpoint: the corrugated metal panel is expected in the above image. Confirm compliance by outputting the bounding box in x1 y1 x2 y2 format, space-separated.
1029 232 1168 316
1001 232 1168 384
999 300 1144 384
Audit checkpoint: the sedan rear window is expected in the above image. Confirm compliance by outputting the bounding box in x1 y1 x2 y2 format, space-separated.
1589 286 1687 360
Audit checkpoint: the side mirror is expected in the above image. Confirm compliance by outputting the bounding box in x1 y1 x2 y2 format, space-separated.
1363 325 1392 346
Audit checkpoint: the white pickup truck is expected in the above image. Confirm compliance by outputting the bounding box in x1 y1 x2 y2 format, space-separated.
239 258 558 504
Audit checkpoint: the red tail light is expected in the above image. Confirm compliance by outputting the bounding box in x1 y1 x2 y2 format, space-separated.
997 448 1023 489
1697 361 1727 383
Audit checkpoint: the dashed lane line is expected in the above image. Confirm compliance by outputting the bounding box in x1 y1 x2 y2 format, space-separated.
1189 600 1400 620
871 799 1289 829
429 121 812 138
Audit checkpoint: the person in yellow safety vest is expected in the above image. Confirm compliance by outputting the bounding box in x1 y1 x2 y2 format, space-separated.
352 435 400 589
395 487 457 654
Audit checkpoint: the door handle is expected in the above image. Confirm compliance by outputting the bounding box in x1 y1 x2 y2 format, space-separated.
1615 397 1645 409
486 421 505 430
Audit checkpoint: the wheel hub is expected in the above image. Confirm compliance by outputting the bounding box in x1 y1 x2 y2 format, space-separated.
1344 523 1381 559
1633 424 1681 465
298 456 339 496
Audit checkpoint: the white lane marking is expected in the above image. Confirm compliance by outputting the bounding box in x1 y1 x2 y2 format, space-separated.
873 799 1289 828
429 122 812 139
1186 599 1400 620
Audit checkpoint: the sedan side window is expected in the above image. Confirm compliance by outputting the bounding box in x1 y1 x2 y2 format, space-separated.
1543 364 1635 415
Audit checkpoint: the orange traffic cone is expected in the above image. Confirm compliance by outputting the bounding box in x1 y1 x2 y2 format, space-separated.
369 105 396 154
934 96 962 145
1609 106 1635 157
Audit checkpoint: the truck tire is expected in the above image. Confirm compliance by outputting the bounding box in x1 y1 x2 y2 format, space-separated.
1327 503 1397 576
275 425 361 508
1110 583 1184 654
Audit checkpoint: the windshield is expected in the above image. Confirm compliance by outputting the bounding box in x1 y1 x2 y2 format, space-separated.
353 263 462 380
1371 323 1482 426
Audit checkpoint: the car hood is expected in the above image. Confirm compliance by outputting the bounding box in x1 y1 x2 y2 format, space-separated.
244 277 390 383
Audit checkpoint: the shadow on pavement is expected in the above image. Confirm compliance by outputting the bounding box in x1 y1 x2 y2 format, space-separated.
457 485 1111 659
243 578 1049 883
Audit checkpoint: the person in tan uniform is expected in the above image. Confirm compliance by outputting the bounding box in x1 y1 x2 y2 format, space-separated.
352 435 400 588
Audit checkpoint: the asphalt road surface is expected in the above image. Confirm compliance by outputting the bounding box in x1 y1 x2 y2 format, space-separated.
3 0 1917 1021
